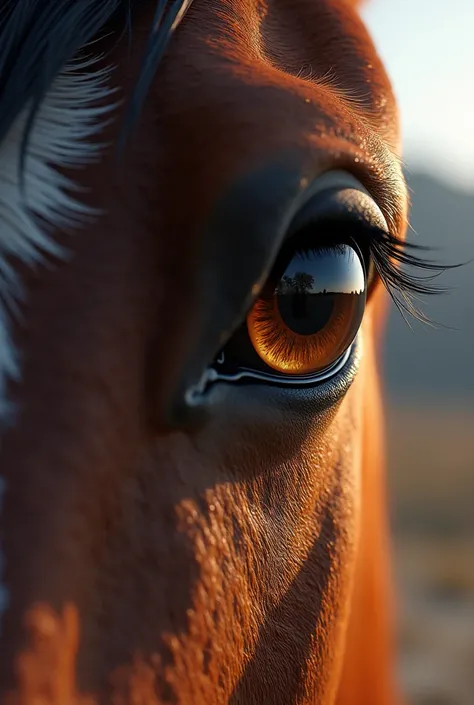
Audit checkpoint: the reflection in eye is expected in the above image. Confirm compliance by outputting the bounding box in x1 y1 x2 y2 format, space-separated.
247 244 366 375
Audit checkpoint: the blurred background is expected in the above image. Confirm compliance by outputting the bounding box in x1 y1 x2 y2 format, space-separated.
363 1 474 703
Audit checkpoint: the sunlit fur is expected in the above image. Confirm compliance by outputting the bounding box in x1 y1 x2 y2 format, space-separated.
0 1 412 703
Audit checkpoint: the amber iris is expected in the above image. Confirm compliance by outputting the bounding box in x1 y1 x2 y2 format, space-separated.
247 244 366 375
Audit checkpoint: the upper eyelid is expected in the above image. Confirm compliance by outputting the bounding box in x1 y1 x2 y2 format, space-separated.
239 173 385 312
286 171 389 241
275 173 387 286
259 171 446 325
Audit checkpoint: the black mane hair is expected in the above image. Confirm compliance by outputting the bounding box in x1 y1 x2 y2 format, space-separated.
0 0 192 150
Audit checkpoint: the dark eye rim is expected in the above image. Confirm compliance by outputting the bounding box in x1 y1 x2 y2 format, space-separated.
282 170 391 297
203 236 367 388
184 340 358 407
186 172 394 401
206 344 353 388
261 226 368 290
283 207 380 298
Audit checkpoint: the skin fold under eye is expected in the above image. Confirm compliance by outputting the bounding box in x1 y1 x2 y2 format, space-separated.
247 243 366 375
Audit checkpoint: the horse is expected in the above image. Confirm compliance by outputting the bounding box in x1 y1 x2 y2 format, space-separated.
0 1 440 703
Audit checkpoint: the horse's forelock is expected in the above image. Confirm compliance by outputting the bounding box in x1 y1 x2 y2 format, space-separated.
0 0 132 630
0 0 192 412
0 1 193 149
0 0 195 419
0 56 118 415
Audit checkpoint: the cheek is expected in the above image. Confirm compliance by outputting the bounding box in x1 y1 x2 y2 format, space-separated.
156 372 365 703
0 356 366 704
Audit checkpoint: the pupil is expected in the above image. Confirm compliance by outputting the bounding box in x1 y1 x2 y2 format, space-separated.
277 282 335 336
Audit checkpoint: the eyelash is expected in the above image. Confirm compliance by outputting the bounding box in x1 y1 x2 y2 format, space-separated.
366 228 453 324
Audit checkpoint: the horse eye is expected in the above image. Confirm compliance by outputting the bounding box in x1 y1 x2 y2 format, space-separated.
248 243 365 375
212 238 367 385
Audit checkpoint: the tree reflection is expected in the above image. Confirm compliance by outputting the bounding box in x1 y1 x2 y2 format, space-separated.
277 272 315 296
276 271 317 321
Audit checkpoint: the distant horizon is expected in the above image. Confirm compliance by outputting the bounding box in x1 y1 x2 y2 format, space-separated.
403 162 474 195
403 151 474 195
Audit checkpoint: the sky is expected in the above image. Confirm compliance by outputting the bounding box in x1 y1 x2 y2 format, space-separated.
363 0 474 191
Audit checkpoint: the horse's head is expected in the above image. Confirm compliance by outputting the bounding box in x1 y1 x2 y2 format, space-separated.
0 1 409 703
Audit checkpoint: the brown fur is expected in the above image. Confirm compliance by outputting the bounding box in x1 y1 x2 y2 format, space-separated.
0 1 407 703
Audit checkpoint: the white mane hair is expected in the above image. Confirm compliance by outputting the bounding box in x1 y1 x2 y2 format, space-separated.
0 0 194 633
0 54 117 633
0 57 117 421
